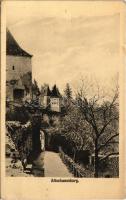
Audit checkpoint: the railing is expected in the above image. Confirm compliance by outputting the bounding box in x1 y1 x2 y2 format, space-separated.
59 148 93 178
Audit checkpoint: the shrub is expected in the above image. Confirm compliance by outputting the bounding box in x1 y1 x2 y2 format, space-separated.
6 105 30 123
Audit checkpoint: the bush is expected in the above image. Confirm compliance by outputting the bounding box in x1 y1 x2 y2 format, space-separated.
6 121 33 163
6 105 30 123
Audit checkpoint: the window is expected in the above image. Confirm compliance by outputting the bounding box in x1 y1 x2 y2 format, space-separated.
12 66 15 70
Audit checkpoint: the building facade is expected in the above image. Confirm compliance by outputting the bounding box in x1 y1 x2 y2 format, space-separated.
40 85 61 112
6 29 32 102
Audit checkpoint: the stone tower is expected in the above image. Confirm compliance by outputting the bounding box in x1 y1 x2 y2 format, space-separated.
6 29 32 102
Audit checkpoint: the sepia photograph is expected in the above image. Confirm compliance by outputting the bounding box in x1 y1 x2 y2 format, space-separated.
5 1 120 179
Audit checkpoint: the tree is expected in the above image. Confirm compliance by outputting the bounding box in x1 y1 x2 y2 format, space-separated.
76 79 119 177
64 83 72 99
20 71 32 94
57 102 94 162
32 79 40 99
63 83 73 112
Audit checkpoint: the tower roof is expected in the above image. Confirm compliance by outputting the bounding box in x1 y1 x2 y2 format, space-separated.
43 86 51 96
51 85 61 97
6 29 32 57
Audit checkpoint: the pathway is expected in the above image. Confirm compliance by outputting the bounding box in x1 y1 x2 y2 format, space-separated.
44 151 73 177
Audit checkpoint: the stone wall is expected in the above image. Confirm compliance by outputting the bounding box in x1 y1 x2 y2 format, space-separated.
6 121 32 164
6 55 32 101
6 55 32 80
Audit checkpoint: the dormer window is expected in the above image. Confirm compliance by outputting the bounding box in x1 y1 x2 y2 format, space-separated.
12 66 15 70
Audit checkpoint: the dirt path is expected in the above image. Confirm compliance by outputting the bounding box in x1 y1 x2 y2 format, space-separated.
44 151 73 177
6 151 73 177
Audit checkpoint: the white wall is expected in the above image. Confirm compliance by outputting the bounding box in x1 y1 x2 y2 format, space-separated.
50 98 60 112
43 96 48 107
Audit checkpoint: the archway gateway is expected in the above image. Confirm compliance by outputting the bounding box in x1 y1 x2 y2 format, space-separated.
30 112 61 154
40 130 52 151
40 129 60 152
40 130 51 151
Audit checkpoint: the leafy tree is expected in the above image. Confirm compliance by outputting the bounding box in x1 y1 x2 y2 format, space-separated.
76 80 119 177
51 77 119 177
58 103 94 161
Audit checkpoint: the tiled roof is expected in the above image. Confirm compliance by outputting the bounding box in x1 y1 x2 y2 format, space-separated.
6 29 32 57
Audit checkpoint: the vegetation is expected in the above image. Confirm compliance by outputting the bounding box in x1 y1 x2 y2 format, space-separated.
6 76 119 177
32 79 41 98
55 78 119 177
64 83 72 99
6 104 30 123
76 79 119 177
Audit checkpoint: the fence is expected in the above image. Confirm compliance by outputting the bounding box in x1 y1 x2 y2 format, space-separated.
59 148 94 178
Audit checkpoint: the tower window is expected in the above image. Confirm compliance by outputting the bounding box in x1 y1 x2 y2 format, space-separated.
12 66 15 70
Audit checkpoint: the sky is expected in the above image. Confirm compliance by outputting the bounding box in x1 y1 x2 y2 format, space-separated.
6 1 121 94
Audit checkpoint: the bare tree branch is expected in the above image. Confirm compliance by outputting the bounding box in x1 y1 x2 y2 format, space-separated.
99 152 119 162
98 133 119 151
98 117 118 138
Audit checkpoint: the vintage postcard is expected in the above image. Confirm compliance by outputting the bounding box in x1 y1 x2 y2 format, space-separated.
0 0 125 199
